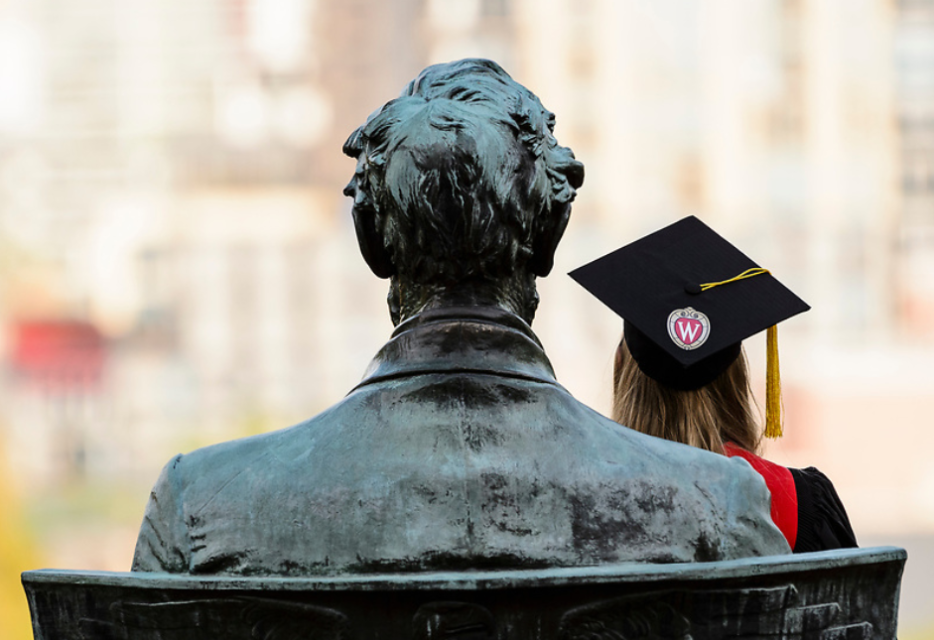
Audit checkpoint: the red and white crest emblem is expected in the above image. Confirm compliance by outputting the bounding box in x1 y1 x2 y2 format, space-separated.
667 307 711 350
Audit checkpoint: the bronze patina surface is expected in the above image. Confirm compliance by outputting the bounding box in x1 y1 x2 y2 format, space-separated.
24 548 906 639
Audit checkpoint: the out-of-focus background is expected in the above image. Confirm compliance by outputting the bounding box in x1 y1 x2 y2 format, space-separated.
0 0 932 637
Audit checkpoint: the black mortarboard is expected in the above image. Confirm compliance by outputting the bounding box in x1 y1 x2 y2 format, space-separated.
569 216 809 436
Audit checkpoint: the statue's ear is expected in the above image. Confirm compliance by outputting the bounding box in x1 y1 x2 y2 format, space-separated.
528 147 583 277
353 208 396 278
529 201 570 277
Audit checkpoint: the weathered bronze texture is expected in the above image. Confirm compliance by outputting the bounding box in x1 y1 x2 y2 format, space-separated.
342 59 584 326
24 547 906 639
129 58 790 576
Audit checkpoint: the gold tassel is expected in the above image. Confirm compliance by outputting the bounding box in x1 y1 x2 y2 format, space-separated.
697 268 785 438
764 324 783 439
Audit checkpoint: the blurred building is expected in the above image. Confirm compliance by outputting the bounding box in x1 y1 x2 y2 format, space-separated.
0 0 432 486
0 0 534 486
5 320 106 483
895 0 934 339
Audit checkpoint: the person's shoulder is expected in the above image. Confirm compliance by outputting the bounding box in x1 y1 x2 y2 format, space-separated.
789 465 858 552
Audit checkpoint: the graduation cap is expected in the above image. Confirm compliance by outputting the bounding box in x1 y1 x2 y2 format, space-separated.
569 216 809 438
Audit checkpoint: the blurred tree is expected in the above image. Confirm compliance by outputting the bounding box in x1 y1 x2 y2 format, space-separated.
0 438 39 640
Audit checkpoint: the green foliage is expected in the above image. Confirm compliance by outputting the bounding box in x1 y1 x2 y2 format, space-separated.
0 445 40 640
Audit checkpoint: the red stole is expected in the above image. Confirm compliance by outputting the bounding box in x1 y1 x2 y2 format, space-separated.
723 442 798 550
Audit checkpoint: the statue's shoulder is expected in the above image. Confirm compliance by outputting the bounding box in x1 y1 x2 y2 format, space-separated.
543 388 773 491
181 394 358 465
163 412 331 497
556 392 763 477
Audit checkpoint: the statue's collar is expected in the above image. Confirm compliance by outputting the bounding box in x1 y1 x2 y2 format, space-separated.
353 306 560 390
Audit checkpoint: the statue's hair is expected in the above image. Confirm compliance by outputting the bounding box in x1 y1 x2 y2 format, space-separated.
612 338 762 455
343 59 584 286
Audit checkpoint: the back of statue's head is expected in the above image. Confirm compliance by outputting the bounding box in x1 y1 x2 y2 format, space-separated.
343 59 583 292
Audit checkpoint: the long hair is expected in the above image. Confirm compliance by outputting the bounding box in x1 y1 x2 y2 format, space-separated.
612 337 761 455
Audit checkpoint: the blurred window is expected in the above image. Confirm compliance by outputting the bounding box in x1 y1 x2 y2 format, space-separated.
482 0 510 17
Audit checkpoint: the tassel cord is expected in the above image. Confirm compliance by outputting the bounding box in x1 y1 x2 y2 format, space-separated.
697 267 784 439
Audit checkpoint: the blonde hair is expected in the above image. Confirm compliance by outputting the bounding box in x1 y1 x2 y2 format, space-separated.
612 337 761 455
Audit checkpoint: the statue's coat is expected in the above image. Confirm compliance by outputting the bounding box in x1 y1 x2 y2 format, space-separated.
133 307 788 575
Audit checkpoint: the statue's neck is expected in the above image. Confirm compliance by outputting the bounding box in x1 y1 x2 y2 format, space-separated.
389 274 539 327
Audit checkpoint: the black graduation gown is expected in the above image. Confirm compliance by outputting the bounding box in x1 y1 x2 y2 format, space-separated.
789 466 858 553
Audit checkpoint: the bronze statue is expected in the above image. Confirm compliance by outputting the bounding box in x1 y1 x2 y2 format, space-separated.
132 59 788 576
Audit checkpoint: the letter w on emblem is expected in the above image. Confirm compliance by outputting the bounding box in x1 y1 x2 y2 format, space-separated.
676 319 702 344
